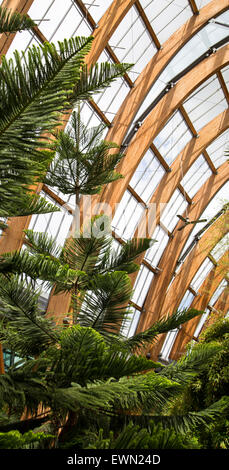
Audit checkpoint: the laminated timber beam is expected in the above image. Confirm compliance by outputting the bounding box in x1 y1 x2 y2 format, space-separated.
1 0 228 257
98 43 229 213
126 110 229 289
101 0 229 153
136 160 229 333
46 108 229 322
170 251 229 360
46 159 229 324
141 210 229 360
135 109 229 239
0 0 135 256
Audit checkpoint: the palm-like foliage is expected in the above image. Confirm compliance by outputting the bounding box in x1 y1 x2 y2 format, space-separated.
0 7 216 450
0 16 131 218
0 6 35 34
44 110 123 204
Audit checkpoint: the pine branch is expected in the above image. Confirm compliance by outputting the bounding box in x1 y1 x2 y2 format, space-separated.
0 6 35 34
123 308 202 352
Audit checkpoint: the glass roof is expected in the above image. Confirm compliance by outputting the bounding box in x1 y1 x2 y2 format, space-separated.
1 0 228 348
139 0 192 44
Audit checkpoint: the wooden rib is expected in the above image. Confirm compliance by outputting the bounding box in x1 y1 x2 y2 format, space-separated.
101 0 229 153
88 99 111 127
188 0 199 16
150 144 171 172
170 251 229 360
135 0 161 50
203 149 218 174
136 159 229 337
98 45 229 213
217 70 229 105
179 104 198 137
74 0 97 29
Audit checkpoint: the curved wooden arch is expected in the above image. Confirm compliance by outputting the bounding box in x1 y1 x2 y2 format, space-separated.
126 111 229 297
0 0 136 255
136 161 229 330
148 214 228 360
170 250 229 360
98 44 229 212
135 109 229 239
104 0 229 147
141 205 228 326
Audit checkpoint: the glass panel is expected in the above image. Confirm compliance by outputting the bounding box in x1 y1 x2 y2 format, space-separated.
112 190 145 240
160 189 188 232
159 290 194 359
93 76 130 120
28 0 92 43
179 181 229 261
121 307 141 338
76 101 106 136
159 329 179 361
181 154 212 199
209 279 227 307
131 265 154 307
129 148 166 203
178 290 195 311
84 0 114 23
190 257 214 291
109 5 157 77
132 9 229 130
210 233 229 262
144 225 169 267
221 64 229 93
195 0 214 9
183 75 227 133
29 191 73 247
0 217 7 238
140 0 192 45
194 309 209 337
6 30 41 59
206 129 229 169
153 111 192 166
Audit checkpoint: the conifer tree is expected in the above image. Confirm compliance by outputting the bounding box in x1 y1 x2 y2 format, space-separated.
1 5 227 451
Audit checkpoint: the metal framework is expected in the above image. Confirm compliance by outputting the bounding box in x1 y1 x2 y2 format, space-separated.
0 0 228 364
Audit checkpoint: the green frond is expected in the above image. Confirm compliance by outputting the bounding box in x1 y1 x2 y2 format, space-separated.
151 396 229 434
72 62 133 102
24 229 62 258
124 308 202 352
0 275 58 355
76 271 133 336
44 111 123 197
158 341 222 384
102 237 154 274
0 6 35 34
0 192 60 218
0 36 93 159
61 216 112 273
49 326 158 387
